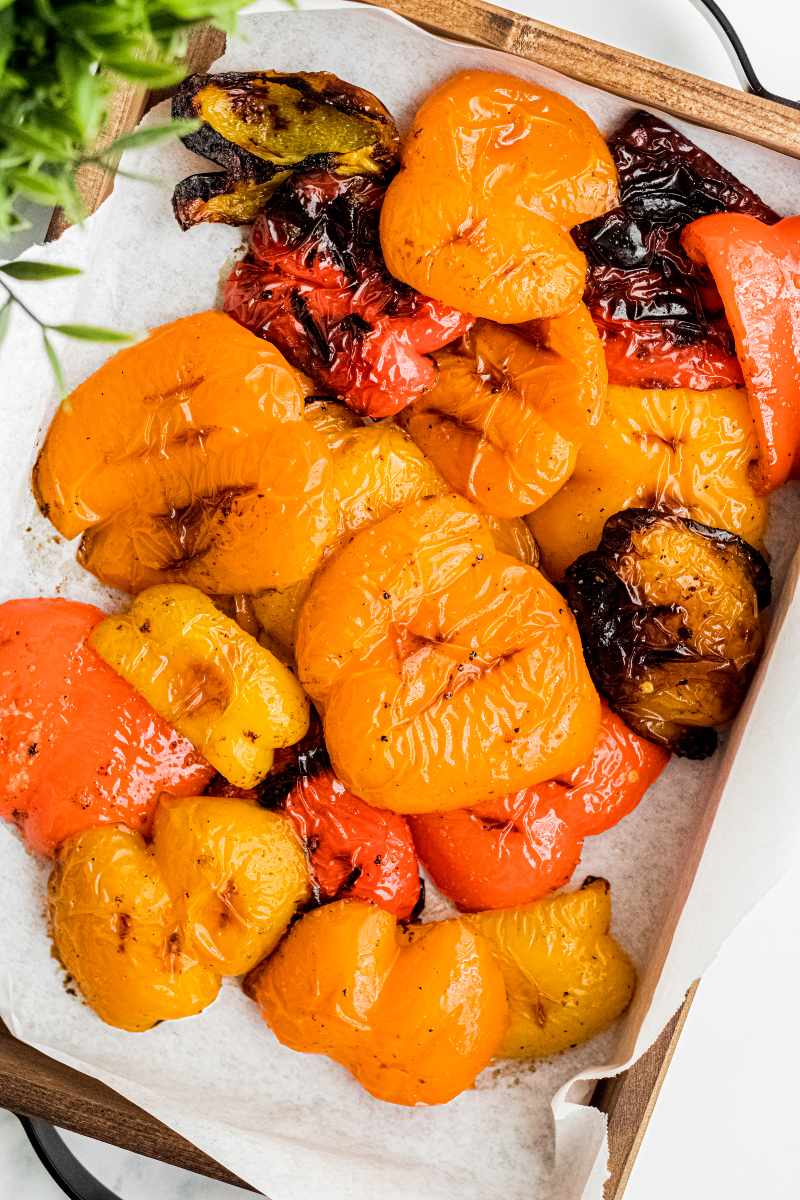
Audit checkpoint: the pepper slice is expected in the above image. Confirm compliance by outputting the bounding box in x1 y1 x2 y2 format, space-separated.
574 111 778 390
410 705 667 911
681 213 800 493
223 169 473 417
0 598 213 856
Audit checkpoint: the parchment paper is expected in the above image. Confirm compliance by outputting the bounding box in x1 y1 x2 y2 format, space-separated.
1 7 800 1199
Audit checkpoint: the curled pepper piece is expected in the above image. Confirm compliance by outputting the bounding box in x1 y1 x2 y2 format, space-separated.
380 70 618 322
466 878 636 1059
681 214 800 493
563 509 771 757
50 796 310 1031
400 310 605 518
410 705 667 911
575 111 779 390
284 768 422 920
172 71 399 228
296 494 600 813
0 599 212 856
528 383 768 580
224 170 472 417
246 898 508 1106
90 585 309 789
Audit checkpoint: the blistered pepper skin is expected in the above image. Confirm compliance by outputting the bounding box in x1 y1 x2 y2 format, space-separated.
247 899 508 1106
682 214 800 493
296 495 600 813
527 383 768 580
50 797 310 1031
380 70 618 322
410 705 667 911
0 599 212 856
466 879 636 1059
400 311 605 518
34 311 335 595
49 825 221 1032
90 586 309 789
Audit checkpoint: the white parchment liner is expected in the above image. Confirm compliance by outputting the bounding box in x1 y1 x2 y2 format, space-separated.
1 7 799 1198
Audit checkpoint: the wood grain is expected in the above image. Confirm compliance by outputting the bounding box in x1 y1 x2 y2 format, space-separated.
0 1021 251 1190
19 4 791 1198
358 0 800 157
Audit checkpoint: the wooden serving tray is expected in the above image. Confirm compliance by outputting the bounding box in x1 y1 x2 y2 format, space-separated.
5 3 797 1196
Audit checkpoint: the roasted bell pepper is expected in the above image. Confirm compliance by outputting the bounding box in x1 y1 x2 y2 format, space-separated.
681 213 800 492
90 585 309 789
410 704 667 911
0 598 213 855
575 111 778 390
223 169 473 417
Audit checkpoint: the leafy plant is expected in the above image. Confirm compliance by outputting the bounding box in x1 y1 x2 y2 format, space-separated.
0 0 245 385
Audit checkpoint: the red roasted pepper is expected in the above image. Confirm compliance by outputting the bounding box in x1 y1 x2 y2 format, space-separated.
223 169 473 417
0 599 213 855
410 705 668 911
682 213 800 493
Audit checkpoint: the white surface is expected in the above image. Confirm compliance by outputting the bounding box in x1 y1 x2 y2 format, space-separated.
1 2 798 1200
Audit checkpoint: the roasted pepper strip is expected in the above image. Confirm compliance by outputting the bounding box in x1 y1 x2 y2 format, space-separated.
90 585 309 789
410 705 667 911
681 214 800 492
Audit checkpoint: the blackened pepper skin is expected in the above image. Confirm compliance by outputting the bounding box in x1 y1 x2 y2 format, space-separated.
573 111 779 390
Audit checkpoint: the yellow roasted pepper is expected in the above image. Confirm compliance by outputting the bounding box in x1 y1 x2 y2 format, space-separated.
50 796 311 1031
90 585 309 788
466 878 635 1059
528 384 768 579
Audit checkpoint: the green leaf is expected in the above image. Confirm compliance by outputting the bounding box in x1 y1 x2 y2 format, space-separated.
9 170 73 207
103 56 187 86
100 118 200 158
42 331 66 396
0 296 11 348
0 260 82 281
49 322 135 343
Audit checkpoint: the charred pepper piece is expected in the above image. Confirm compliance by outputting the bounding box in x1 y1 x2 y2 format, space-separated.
562 509 771 758
574 111 779 390
224 169 473 417
172 71 399 229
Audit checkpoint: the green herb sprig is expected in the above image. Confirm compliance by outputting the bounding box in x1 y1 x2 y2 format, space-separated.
0 0 245 386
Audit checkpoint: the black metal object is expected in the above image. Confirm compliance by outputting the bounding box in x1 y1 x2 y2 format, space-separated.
690 0 799 109
16 1115 123 1200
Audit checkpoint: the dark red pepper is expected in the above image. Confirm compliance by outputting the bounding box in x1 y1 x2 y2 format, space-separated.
574 111 779 390
223 169 473 417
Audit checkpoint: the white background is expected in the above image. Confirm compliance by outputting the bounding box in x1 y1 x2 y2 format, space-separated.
0 1 798 1197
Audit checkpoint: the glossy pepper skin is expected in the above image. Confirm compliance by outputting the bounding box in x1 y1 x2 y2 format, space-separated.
399 309 606 518
296 494 600 814
527 382 768 580
224 170 472 418
246 899 509 1106
49 796 310 1031
90 586 309 790
466 878 636 1059
0 599 212 856
575 111 778 390
681 214 800 493
410 705 667 911
380 70 618 322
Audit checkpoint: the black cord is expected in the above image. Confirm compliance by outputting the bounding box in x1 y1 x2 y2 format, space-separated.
16 1115 123 1200
690 0 800 109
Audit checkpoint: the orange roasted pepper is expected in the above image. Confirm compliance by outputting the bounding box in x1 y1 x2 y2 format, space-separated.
34 311 335 593
528 383 768 579
380 70 618 322
296 494 600 813
0 598 212 856
410 705 668 911
399 307 606 518
681 214 800 493
246 898 508 1106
